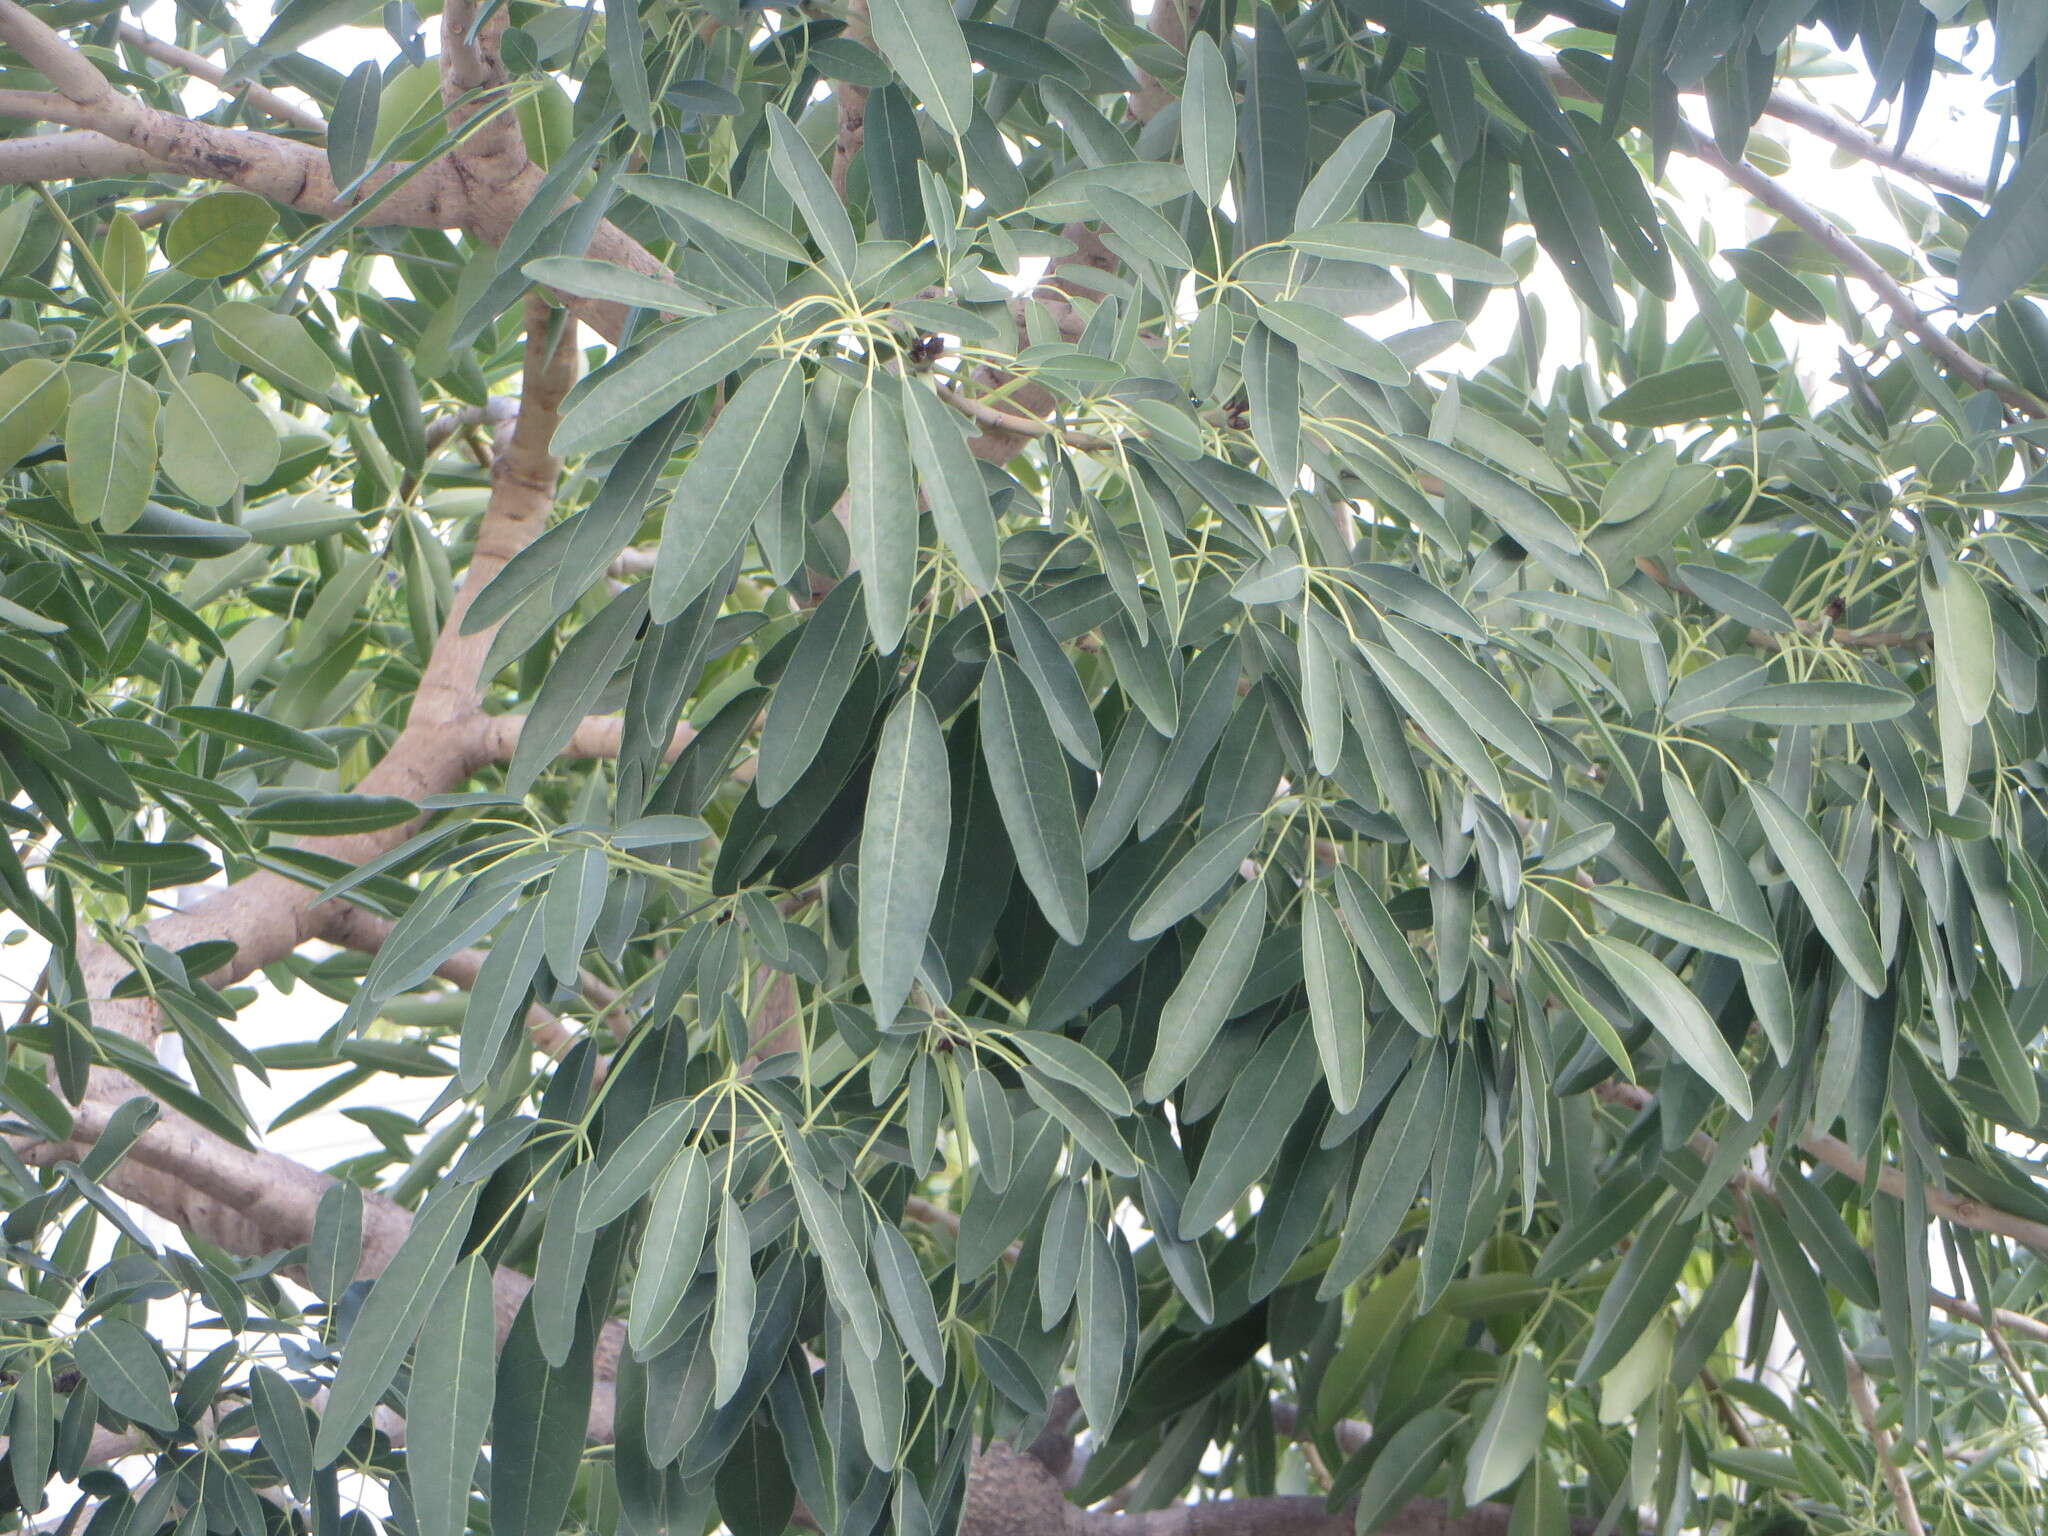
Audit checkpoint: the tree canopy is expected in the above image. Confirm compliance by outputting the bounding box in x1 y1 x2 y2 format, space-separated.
5 0 2048 1533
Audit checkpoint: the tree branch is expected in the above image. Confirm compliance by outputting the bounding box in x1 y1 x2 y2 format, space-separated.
470 712 700 766
1847 1356 1926 1536
1533 55 2043 419
1596 1081 2048 1266
117 24 326 134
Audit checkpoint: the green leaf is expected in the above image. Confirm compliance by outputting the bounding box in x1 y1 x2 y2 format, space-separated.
165 192 276 278
1143 875 1267 1101
763 107 859 279
1239 6 1306 248
543 843 608 982
1745 782 1886 998
1295 111 1394 230
1005 592 1102 770
628 1147 712 1353
1464 1351 1548 1504
1180 1018 1322 1234
250 1366 314 1501
1360 637 1505 803
161 373 279 506
1586 884 1778 963
847 380 918 652
1302 890 1367 1112
866 0 975 135
788 1156 883 1360
1926 559 1995 726
1381 616 1550 777
408 1256 498 1536
1959 133 2048 311
71 1319 176 1435
67 371 157 532
872 1221 944 1385
1332 864 1437 1037
532 1164 599 1367
1353 1407 1463 1534
902 378 999 592
1393 435 1580 554
980 653 1090 945
1255 298 1408 386
711 1191 755 1405
1181 32 1236 208
1089 185 1195 272
1128 815 1264 941
1587 935 1752 1118
756 575 868 806
604 0 654 134
1724 246 1826 323
309 1180 363 1303
314 1182 480 1466
491 1301 594 1536
1600 360 1747 425
170 706 339 768
552 307 778 459
210 301 346 410
1286 221 1516 283
0 358 68 476
1749 1190 1848 1406
860 690 950 1023
1008 1032 1132 1117
244 792 418 836
579 1101 697 1231
328 60 380 188
652 358 805 623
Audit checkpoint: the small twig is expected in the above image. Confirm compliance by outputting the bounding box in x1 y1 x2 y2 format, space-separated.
117 24 326 134
1847 1356 1926 1536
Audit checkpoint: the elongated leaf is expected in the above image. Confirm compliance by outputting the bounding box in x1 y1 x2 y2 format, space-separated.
860 691 950 1023
1287 221 1515 282
1587 884 1778 963
250 1366 314 1501
980 654 1089 944
409 1256 497 1536
628 1147 712 1352
652 358 805 622
867 0 974 134
1589 935 1752 1117
1746 782 1886 998
1463 1352 1548 1504
1180 1019 1322 1233
1332 865 1436 1036
1129 816 1263 940
1143 876 1267 1101
1182 32 1235 207
579 1100 697 1231
712 1191 755 1406
872 1222 944 1385
902 379 999 592
757 576 867 806
314 1182 481 1466
72 1319 176 1434
1296 111 1394 229
847 381 918 653
1302 889 1367 1112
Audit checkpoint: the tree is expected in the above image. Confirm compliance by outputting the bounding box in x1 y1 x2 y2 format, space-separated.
5 0 2048 1529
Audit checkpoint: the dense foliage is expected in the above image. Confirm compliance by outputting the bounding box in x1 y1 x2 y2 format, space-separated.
5 0 2048 1533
